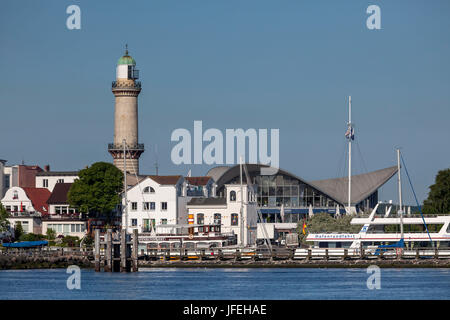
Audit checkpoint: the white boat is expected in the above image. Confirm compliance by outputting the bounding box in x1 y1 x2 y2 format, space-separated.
303 98 450 256
306 202 450 250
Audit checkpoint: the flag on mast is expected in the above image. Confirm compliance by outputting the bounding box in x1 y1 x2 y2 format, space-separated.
345 127 354 140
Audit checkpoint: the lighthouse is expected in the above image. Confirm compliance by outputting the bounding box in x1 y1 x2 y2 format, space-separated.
108 46 144 175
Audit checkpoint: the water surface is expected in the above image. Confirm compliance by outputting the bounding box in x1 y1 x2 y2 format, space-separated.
0 268 448 300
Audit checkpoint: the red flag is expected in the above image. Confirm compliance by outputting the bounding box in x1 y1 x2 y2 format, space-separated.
20 202 23 212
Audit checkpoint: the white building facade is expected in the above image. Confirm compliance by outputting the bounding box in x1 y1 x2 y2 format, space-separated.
187 184 258 246
122 175 188 234
35 171 78 192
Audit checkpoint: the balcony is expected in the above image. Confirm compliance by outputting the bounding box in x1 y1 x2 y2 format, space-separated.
108 143 144 152
111 81 141 89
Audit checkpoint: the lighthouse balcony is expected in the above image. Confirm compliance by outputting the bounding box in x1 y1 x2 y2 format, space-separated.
111 81 141 89
108 143 144 151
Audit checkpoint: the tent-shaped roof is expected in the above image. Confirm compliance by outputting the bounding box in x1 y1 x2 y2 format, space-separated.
309 166 398 205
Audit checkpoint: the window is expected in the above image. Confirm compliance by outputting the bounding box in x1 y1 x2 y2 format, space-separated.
4 175 10 189
161 202 167 211
76 224 81 232
63 224 70 233
42 179 48 188
231 213 239 226
61 207 68 214
230 191 236 201
143 202 150 210
131 219 137 227
143 186 155 193
131 202 137 211
71 224 76 232
150 202 155 210
55 206 61 214
214 213 222 226
13 206 18 212
21 221 29 233
57 179 64 183
5 206 11 212
161 219 167 225
197 214 204 232
13 190 18 200
143 219 150 232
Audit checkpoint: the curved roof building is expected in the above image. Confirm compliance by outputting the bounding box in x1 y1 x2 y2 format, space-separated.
206 164 397 219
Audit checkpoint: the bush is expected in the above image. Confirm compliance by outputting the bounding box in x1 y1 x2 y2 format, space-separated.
61 235 80 247
19 233 46 242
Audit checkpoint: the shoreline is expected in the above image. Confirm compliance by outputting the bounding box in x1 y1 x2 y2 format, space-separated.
1 256 450 270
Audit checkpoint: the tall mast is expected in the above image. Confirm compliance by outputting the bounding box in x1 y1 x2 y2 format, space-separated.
397 148 404 239
347 96 352 214
123 139 128 233
240 156 244 247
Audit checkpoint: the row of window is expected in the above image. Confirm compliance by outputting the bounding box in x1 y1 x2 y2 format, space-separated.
196 213 239 226
47 223 85 233
41 179 65 188
4 205 26 212
130 202 167 211
131 218 166 227
54 206 78 214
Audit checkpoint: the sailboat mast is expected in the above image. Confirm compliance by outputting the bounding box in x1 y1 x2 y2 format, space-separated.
347 96 352 214
240 156 244 247
397 148 404 239
123 139 128 233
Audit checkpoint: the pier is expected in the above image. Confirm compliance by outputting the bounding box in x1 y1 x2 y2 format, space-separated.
94 229 139 272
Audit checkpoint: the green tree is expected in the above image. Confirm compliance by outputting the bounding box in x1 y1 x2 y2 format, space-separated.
67 162 123 219
0 204 10 233
298 212 361 244
14 221 23 240
46 228 56 240
423 168 450 214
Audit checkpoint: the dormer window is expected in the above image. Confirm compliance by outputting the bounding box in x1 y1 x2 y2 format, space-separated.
230 191 236 202
13 190 18 200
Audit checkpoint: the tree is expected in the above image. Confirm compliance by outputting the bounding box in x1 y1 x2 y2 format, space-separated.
0 204 10 233
423 168 450 214
14 221 23 240
298 212 361 244
67 162 123 219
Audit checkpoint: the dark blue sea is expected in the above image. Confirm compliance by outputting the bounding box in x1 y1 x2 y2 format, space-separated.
0 268 449 300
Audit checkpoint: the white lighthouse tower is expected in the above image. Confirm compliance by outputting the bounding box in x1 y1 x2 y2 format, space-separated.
108 45 144 175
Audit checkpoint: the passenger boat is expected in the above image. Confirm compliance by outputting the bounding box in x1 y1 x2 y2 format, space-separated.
306 148 450 255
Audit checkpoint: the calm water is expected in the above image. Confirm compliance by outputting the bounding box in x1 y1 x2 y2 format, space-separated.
0 268 449 300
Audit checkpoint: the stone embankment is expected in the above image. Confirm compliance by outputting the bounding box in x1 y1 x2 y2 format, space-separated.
0 254 92 270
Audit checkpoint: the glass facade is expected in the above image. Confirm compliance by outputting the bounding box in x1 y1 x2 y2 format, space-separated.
222 173 338 209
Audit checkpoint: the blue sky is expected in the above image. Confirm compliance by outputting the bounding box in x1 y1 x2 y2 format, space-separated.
1 0 449 205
